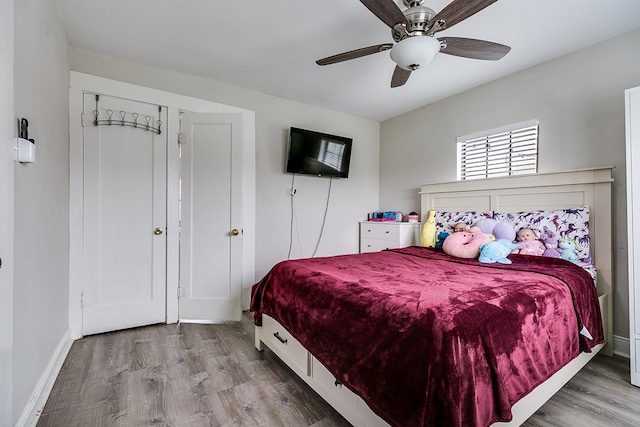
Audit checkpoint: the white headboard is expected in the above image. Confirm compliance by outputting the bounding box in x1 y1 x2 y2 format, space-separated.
419 167 614 354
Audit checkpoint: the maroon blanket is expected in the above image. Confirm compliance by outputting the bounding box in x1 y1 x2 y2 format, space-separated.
250 247 603 427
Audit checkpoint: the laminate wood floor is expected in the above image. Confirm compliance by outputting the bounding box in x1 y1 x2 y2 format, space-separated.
38 312 640 427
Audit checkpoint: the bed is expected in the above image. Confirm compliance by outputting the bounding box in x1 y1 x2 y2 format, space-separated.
251 167 613 427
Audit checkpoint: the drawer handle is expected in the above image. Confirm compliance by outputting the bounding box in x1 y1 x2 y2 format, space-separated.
385 230 389 233
334 379 342 388
273 331 288 345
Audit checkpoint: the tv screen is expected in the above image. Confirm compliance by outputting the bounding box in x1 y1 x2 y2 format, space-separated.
285 127 353 178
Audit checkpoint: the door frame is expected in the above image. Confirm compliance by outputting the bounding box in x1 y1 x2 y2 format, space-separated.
69 72 256 339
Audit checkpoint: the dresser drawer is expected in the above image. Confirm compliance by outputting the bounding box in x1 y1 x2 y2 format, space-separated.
360 237 397 253
310 356 359 408
359 221 419 253
261 315 309 376
360 223 400 240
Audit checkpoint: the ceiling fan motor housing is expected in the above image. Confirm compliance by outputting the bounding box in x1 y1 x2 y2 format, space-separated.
393 4 436 41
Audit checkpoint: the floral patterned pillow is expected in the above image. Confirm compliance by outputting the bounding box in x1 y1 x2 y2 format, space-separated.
433 211 494 237
494 207 591 263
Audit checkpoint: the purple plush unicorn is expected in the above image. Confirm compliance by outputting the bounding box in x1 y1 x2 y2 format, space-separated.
539 226 562 258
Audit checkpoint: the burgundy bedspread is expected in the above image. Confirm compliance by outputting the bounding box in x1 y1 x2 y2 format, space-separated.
250 247 604 427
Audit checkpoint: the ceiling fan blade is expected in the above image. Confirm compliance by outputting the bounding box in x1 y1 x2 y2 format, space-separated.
430 0 497 33
316 43 393 66
391 66 411 88
360 0 408 29
438 37 510 60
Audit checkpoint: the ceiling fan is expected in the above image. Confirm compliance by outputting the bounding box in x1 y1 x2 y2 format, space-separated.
316 0 511 88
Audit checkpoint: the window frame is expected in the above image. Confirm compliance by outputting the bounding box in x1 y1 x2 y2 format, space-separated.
456 119 539 181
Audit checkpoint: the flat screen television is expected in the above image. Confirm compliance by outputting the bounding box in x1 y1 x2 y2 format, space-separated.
285 127 353 178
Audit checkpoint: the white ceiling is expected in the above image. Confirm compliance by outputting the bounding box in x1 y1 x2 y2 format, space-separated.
55 0 640 121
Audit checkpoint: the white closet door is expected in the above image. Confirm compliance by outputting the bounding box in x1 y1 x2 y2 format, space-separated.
82 93 167 335
179 112 243 322
626 85 640 387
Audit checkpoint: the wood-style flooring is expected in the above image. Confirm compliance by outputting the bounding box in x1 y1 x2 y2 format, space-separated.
37 312 640 427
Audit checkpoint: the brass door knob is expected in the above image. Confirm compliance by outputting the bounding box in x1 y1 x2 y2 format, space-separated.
230 228 240 236
154 227 164 235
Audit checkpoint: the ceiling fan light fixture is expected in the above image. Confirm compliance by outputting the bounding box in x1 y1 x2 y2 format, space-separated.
390 36 440 71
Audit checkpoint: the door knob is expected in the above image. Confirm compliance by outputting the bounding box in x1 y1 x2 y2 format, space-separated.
230 228 240 236
154 227 164 235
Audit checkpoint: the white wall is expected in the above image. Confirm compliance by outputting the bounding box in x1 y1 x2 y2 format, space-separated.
0 0 14 424
69 49 381 281
380 28 640 341
12 0 70 423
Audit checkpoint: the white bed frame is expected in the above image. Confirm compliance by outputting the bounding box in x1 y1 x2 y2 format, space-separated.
255 166 614 427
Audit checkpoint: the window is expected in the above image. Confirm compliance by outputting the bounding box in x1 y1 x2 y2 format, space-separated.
457 120 538 180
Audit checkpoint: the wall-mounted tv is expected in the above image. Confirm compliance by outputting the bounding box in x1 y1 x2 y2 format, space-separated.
285 127 353 178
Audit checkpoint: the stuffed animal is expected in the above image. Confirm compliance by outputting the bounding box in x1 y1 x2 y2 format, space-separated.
474 218 516 242
442 230 492 259
475 218 498 234
558 238 580 263
435 231 449 249
513 239 546 256
512 227 545 256
421 210 437 247
478 239 521 264
539 226 561 258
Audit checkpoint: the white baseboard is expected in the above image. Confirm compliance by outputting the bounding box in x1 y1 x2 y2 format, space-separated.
14 328 73 427
613 334 630 359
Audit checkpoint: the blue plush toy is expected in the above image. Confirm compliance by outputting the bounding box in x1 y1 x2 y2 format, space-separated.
558 238 580 263
478 239 520 264
435 231 449 249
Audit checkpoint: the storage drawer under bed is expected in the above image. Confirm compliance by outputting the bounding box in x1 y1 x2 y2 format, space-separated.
260 314 309 376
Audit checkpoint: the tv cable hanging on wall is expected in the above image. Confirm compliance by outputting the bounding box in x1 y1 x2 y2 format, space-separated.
311 177 332 258
288 174 305 259
287 174 333 259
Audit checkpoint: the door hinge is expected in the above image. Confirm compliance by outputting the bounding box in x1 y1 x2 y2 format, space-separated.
177 133 185 145
177 287 181 299
80 290 85 308
80 113 86 127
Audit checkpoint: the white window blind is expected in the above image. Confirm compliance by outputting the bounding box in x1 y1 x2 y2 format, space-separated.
457 120 538 180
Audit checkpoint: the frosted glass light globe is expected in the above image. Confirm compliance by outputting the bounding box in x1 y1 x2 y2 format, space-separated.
390 36 440 71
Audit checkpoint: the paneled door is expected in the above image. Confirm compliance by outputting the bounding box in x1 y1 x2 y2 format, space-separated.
178 112 243 322
626 85 640 387
81 93 167 335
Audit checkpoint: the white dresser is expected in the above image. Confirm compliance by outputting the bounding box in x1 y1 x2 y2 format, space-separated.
626 85 640 387
359 221 420 253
